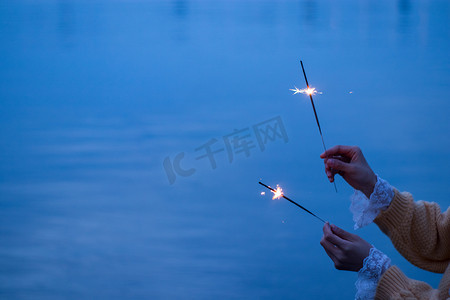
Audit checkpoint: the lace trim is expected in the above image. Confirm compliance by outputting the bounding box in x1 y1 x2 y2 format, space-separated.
350 175 394 230
355 247 391 300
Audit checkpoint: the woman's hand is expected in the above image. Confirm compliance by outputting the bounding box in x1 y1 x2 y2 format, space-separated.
320 145 377 198
320 222 372 272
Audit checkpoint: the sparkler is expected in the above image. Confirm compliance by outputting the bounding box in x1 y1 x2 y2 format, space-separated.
259 181 326 223
289 86 322 96
292 60 337 192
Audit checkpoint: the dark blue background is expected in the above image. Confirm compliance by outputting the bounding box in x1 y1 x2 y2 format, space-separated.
1 0 449 299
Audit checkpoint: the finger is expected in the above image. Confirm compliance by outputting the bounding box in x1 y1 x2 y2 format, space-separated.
320 145 356 159
326 170 335 182
320 228 340 258
325 156 349 181
323 222 348 248
330 155 351 164
322 222 331 234
330 224 355 241
320 238 339 262
324 160 334 180
326 158 351 173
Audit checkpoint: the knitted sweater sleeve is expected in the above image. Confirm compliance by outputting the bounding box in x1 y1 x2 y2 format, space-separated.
373 189 450 299
375 265 445 299
374 189 450 273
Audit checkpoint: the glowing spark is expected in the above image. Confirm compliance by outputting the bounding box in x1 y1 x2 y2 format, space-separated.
260 192 265 195
272 185 283 200
258 181 326 223
290 86 321 96
349 91 353 94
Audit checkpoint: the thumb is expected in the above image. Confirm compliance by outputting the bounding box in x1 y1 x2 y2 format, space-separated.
330 224 353 241
326 158 351 173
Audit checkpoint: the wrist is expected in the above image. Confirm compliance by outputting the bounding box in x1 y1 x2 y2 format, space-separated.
362 173 377 198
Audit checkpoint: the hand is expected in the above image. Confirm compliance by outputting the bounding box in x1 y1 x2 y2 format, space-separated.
320 222 372 272
320 145 377 198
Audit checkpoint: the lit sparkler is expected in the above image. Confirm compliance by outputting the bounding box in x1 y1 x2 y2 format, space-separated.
272 185 283 200
259 181 326 223
292 60 337 192
289 86 322 96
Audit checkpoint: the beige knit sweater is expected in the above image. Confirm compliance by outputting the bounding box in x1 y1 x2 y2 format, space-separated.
373 189 450 299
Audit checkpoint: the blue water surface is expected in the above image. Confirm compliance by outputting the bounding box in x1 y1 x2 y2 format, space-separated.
1 0 449 299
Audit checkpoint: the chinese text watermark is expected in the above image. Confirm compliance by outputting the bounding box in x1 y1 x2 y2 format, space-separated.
163 115 288 185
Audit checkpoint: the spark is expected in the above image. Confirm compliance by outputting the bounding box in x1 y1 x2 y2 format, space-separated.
290 86 322 96
258 181 326 223
272 185 283 200
260 192 265 195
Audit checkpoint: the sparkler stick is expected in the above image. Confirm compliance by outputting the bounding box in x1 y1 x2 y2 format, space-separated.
259 181 326 223
299 60 337 192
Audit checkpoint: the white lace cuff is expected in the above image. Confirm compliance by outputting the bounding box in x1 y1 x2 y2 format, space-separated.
350 175 394 230
355 246 391 300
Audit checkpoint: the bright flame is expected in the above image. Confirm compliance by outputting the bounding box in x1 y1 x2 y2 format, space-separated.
272 185 283 200
290 86 322 96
